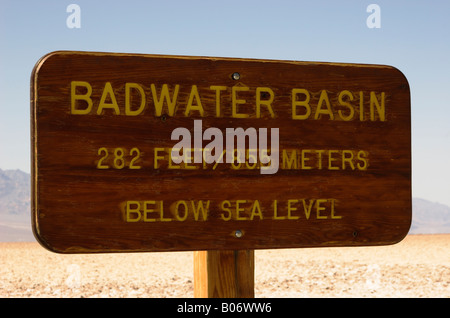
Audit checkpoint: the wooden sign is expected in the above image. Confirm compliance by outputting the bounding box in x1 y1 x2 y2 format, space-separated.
31 51 411 253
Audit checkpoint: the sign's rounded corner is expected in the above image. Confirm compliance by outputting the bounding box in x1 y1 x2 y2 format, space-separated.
31 51 67 77
31 223 65 254
386 64 411 93
389 222 412 246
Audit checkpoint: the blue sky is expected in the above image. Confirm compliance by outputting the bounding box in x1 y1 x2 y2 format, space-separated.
0 0 449 206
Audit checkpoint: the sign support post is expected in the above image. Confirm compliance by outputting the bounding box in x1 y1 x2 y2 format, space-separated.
194 250 254 298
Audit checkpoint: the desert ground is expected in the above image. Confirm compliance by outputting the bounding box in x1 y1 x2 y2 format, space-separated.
0 234 448 298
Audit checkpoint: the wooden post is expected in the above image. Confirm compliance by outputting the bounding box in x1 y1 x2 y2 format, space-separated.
194 250 255 298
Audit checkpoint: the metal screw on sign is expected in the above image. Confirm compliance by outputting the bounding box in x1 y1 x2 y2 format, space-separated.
234 230 243 238
231 72 240 80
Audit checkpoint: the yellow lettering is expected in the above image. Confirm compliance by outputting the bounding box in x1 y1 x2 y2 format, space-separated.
370 91 386 121
183 154 198 170
126 201 141 222
236 200 248 220
168 148 181 169
256 87 275 118
143 201 157 222
71 81 93 114
153 147 165 169
126 201 170 222
151 84 179 116
230 149 242 170
125 83 146 116
328 150 339 170
331 199 341 219
220 200 232 221
175 200 188 221
273 200 285 220
338 90 354 121
301 149 313 170
287 199 299 220
314 90 334 120
210 85 226 117
245 149 258 169
302 199 314 220
184 85 204 116
250 200 263 220
292 88 311 119
342 150 355 170
359 91 364 121
191 200 210 221
357 150 369 170
316 150 325 170
70 84 383 122
316 199 328 219
97 82 120 115
282 149 298 169
232 86 249 118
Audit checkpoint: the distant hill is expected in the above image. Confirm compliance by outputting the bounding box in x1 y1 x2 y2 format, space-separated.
410 198 450 234
0 168 30 219
0 168 449 241
0 169 34 241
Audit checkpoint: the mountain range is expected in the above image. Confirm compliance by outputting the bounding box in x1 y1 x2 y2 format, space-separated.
0 168 449 241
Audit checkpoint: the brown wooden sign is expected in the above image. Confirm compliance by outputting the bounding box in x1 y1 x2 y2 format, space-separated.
31 51 411 253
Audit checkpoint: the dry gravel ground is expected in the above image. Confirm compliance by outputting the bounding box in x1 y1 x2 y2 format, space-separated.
0 234 448 298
